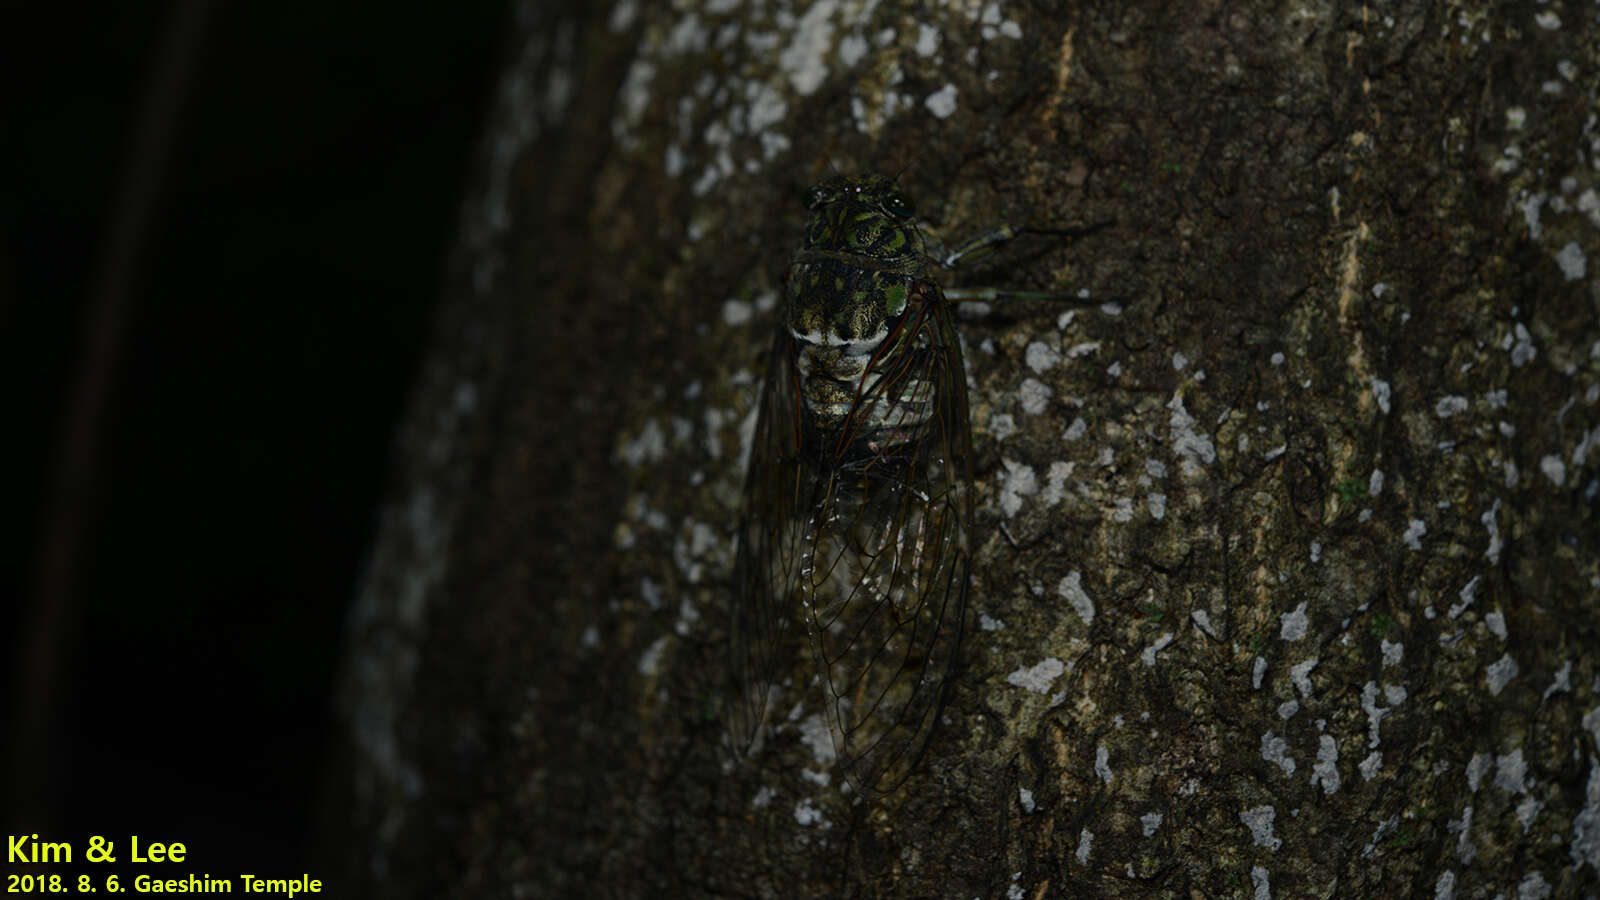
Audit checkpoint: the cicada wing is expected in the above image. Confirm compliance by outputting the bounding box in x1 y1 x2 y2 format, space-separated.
728 327 814 756
801 289 974 795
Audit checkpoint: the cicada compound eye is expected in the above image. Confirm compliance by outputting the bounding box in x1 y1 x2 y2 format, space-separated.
883 192 915 219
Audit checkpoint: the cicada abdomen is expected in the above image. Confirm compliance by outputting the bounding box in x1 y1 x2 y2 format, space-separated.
730 174 973 796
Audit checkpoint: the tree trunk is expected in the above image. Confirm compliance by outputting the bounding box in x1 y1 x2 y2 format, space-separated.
327 0 1600 896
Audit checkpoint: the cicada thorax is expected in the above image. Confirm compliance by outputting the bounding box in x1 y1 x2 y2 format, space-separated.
785 259 946 472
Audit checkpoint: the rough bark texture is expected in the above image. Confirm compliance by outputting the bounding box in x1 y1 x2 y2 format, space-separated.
328 0 1600 896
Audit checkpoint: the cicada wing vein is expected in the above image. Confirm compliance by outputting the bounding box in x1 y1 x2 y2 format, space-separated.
801 289 973 796
729 327 812 757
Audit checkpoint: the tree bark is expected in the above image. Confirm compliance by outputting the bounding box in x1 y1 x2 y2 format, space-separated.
328 0 1600 896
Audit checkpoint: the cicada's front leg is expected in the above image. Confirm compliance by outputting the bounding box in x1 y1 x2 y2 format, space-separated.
930 219 1114 304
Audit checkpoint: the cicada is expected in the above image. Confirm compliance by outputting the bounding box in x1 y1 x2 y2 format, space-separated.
729 173 1103 796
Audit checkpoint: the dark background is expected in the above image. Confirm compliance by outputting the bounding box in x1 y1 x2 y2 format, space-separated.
4 0 507 878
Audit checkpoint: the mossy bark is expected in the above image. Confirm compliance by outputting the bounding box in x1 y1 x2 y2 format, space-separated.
328 1 1600 896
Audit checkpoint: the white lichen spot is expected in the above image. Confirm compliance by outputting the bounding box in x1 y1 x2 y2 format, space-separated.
1290 657 1319 698
988 412 1016 441
1515 871 1551 900
641 576 663 610
1309 734 1341 793
779 1 837 95
1172 351 1189 370
751 784 774 808
1058 571 1095 625
1558 241 1588 280
1485 610 1507 640
1587 708 1600 753
1575 426 1600 467
579 624 600 649
746 82 788 134
1535 10 1561 29
793 797 827 827
1372 378 1392 414
998 458 1038 517
1518 796 1545 833
1362 681 1391 748
1041 460 1073 507
1484 500 1504 564
1240 805 1283 851
1540 454 1567 485
1511 323 1537 367
1075 827 1093 864
924 83 959 118
837 31 869 67
1270 351 1285 366
1449 575 1480 618
1141 812 1164 836
914 22 940 56
1496 748 1528 794
1450 805 1477 864
621 419 667 466
638 635 670 676
1026 341 1061 373
1435 395 1469 417
1192 609 1217 638
675 593 700 635
1360 750 1383 781
1545 661 1573 700
1095 744 1113 784
1381 637 1403 667
1403 518 1427 551
1063 416 1088 440
760 130 791 160
1487 653 1519 695
1018 786 1035 812
1019 377 1052 414
1253 656 1268 689
1007 657 1066 694
798 713 836 764
607 0 641 32
1435 869 1456 900
1571 757 1600 871
721 298 754 326
1251 867 1271 900
664 13 708 55
1111 496 1135 523
1278 700 1299 720
1280 601 1310 642
979 612 1005 632
1467 752 1491 792
1261 732 1296 776
1148 493 1168 519
1167 394 1217 475
1141 632 1175 667
1362 816 1399 859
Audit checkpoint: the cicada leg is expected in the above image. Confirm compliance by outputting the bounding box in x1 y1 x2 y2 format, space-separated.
931 219 1114 304
940 220 1113 268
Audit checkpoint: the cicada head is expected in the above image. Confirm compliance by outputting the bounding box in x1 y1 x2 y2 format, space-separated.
798 174 926 271
787 175 932 349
